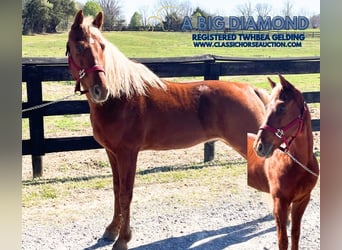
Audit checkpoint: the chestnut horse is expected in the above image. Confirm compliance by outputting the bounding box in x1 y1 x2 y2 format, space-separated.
248 75 319 250
67 11 269 250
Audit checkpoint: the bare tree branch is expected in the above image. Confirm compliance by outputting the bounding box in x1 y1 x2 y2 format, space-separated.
139 5 150 27
282 0 293 17
255 3 272 18
97 0 122 30
236 1 254 18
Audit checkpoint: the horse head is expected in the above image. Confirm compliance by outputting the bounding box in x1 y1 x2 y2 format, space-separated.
66 10 109 103
254 74 306 158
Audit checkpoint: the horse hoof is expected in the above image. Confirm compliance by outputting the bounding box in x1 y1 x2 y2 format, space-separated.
112 239 128 250
102 229 118 241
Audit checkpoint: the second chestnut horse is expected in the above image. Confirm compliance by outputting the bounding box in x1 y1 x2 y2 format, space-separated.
248 75 319 250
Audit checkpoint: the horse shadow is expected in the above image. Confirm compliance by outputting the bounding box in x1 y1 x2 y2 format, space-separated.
137 159 245 176
84 214 275 250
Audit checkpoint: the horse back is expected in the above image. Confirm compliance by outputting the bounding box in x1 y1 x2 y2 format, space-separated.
148 80 267 155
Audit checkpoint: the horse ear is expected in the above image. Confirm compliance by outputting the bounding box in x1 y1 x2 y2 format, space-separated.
65 43 70 56
267 77 276 89
93 12 104 29
72 10 84 29
278 74 293 89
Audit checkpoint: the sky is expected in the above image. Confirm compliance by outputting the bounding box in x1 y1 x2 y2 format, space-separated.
78 0 320 22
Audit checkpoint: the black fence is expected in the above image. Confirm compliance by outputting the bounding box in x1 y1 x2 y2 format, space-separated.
22 55 320 177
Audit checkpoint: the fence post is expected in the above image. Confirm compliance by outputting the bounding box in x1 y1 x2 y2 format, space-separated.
203 59 220 162
26 69 45 178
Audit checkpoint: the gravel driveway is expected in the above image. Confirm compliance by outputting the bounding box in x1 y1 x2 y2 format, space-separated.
22 141 320 250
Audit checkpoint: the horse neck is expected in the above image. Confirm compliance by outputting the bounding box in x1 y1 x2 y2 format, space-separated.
86 95 120 116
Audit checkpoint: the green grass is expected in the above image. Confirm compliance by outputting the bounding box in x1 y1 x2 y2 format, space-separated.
22 31 320 91
137 160 245 184
22 33 68 57
45 115 90 133
22 31 320 93
22 160 246 207
21 31 320 158
22 31 320 58
22 183 60 206
22 31 320 90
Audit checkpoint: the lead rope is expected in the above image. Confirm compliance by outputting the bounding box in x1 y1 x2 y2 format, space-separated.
22 93 80 113
284 150 319 177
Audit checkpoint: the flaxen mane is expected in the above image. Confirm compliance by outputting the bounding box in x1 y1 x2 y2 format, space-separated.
85 16 167 98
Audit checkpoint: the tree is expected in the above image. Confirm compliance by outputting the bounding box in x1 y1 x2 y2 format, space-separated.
282 0 293 17
97 0 123 30
129 12 142 30
236 1 254 18
147 0 195 31
22 0 52 34
156 0 182 31
191 7 209 18
179 0 193 18
190 7 205 30
22 0 76 34
139 5 150 28
163 11 182 31
45 0 76 33
255 3 272 18
310 14 320 28
83 0 103 17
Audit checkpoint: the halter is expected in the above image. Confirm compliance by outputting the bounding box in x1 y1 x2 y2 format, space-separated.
259 102 307 152
67 55 106 95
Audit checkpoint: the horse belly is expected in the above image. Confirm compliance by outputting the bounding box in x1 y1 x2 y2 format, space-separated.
142 115 211 150
247 163 270 193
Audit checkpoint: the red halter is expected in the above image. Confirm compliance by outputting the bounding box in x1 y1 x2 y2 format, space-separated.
67 55 105 95
259 103 307 152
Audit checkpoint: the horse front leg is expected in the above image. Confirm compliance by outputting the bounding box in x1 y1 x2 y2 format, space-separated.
103 149 122 241
112 149 138 250
290 195 311 250
273 196 291 250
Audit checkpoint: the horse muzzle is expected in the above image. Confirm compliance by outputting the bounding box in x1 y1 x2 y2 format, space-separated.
254 140 274 158
89 84 109 103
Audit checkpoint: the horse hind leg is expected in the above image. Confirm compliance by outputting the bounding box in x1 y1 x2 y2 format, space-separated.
290 195 311 250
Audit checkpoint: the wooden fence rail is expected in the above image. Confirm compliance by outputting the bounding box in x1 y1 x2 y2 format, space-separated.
22 55 320 177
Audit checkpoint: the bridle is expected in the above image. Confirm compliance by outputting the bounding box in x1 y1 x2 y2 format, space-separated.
67 52 106 95
259 102 307 152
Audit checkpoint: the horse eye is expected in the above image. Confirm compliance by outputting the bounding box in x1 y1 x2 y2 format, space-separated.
76 44 84 54
276 104 286 114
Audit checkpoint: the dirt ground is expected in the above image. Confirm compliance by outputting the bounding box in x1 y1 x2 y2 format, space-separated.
22 134 320 249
